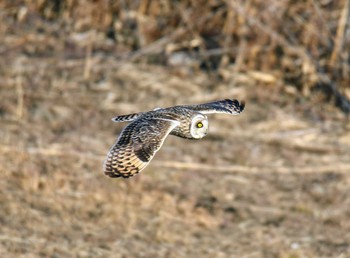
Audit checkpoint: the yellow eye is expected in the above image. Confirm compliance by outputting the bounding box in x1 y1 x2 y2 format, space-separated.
196 122 203 128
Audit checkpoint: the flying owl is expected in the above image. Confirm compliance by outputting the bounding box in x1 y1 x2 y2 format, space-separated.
104 99 245 178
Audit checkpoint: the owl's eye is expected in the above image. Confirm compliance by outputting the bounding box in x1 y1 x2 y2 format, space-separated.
196 122 203 128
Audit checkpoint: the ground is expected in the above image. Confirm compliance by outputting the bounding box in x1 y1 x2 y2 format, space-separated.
1 1 350 258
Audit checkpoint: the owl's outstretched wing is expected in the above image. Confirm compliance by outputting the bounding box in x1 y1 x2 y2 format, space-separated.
111 112 144 122
182 99 245 115
104 117 180 178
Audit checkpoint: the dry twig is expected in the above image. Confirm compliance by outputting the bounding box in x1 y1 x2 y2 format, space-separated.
330 0 350 67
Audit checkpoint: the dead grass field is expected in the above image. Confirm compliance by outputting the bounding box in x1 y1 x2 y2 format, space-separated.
1 1 350 257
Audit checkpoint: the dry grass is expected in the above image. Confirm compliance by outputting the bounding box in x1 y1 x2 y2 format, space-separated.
1 1 350 257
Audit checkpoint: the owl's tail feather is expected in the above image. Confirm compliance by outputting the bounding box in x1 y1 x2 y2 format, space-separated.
112 112 143 122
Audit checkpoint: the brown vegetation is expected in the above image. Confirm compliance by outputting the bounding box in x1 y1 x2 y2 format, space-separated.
1 0 350 257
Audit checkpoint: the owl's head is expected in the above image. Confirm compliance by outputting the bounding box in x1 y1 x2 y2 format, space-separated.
190 113 209 139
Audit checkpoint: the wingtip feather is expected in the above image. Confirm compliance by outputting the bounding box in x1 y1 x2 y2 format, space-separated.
230 99 245 113
238 100 245 112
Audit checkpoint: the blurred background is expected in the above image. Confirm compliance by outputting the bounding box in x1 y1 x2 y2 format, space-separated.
1 0 350 257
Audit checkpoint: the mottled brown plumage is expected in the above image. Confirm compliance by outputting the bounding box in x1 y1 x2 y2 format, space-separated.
104 99 245 178
104 117 179 178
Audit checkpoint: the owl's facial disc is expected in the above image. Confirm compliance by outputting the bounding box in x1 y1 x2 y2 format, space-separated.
190 113 208 139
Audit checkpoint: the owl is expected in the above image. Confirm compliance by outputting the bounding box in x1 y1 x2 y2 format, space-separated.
104 99 245 178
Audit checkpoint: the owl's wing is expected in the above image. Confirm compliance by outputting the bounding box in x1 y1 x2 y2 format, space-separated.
111 112 144 122
182 99 245 115
104 117 180 178
112 107 163 122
